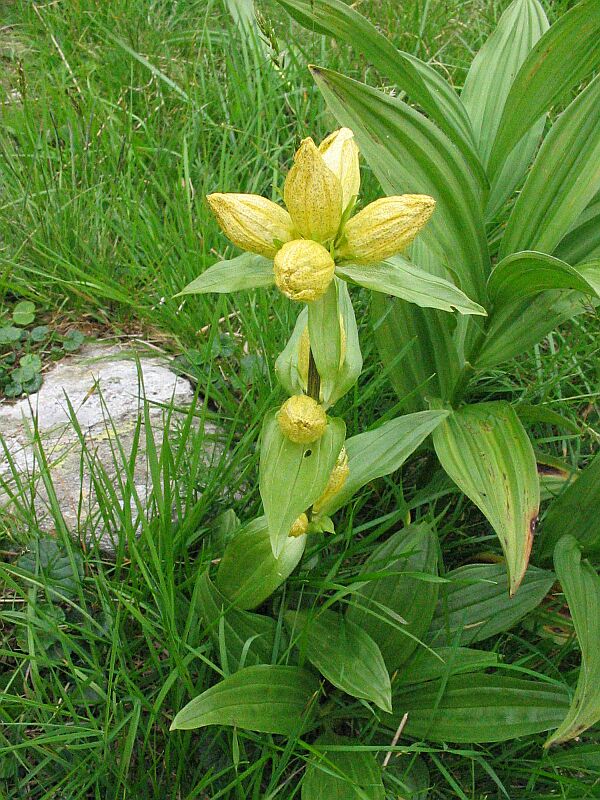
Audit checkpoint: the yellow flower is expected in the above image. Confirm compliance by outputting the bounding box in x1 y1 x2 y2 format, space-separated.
318 128 360 213
337 194 436 264
274 239 335 302
284 138 343 243
207 193 295 258
288 513 309 538
312 447 349 514
298 316 347 390
277 394 327 444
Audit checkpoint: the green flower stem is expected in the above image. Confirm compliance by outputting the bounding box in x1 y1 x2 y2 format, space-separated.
307 347 321 402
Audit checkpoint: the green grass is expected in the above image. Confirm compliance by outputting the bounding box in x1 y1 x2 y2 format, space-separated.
1 0 599 797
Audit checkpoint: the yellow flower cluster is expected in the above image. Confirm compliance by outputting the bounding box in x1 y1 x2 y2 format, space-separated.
206 128 435 303
277 394 327 444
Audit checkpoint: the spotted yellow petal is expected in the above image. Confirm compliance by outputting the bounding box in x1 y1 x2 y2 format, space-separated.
319 128 360 212
207 193 294 257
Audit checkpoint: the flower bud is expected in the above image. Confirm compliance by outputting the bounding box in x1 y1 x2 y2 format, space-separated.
277 394 327 444
274 239 335 302
207 193 295 258
312 447 349 515
288 513 309 538
298 316 347 390
283 138 343 242
318 128 360 212
337 194 435 264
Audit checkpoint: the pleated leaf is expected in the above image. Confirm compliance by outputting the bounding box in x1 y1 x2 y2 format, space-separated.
171 665 320 733
319 410 449 516
432 402 540 595
488 0 600 177
500 74 600 258
346 523 439 671
302 734 385 800
546 535 600 746
274 0 483 184
540 453 600 558
197 571 278 670
216 516 306 610
178 252 274 295
336 257 486 316
554 192 600 265
388 674 570 743
395 646 499 687
311 66 490 302
260 411 345 555
487 251 600 307
460 0 548 217
286 609 392 712
428 563 554 646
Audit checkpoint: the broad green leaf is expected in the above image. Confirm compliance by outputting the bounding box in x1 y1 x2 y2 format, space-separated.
554 193 600 265
395 645 499 687
372 293 462 413
488 251 600 309
432 402 540 595
216 516 306 610
461 0 548 164
346 524 439 671
500 75 600 258
336 257 486 316
549 744 600 771
546 536 600 746
488 0 600 177
473 289 590 369
515 403 580 436
388 755 429 800
319 411 449 516
302 734 385 800
539 453 600 558
308 279 343 407
177 252 274 295
311 66 490 302
276 281 362 407
197 571 278 670
428 563 554 646
388 674 569 742
170 664 319 733
259 411 345 555
286 609 392 712
274 0 483 184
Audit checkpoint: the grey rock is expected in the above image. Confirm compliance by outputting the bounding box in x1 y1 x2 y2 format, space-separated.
0 343 207 555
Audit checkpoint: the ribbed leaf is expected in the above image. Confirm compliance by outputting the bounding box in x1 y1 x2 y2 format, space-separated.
473 289 590 369
487 251 600 307
260 411 345 555
274 0 483 184
216 516 306 610
372 293 461 413
302 734 385 800
428 563 554 646
432 402 540 595
461 0 547 163
488 0 600 177
536 452 579 502
500 75 600 258
461 0 548 217
320 410 449 516
178 252 274 295
170 665 319 733
311 66 490 302
346 524 439 671
286 609 392 712
395 646 499 687
540 454 600 558
336 257 486 316
546 536 600 746
388 675 569 743
197 571 278 670
554 192 600 264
